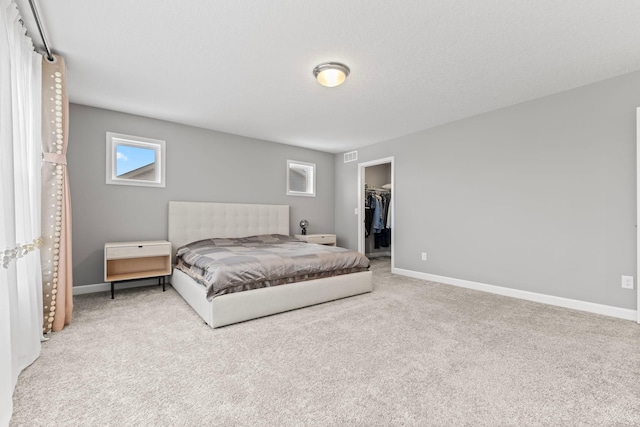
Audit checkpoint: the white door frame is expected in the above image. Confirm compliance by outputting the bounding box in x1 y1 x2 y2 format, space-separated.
358 157 395 270
636 108 640 323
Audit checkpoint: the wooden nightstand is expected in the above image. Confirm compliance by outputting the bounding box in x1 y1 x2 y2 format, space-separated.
104 240 172 299
294 234 337 246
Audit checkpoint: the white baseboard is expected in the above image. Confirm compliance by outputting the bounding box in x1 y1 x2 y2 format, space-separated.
73 278 163 296
392 267 637 322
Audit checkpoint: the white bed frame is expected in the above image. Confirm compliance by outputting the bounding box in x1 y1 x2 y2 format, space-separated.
168 201 373 328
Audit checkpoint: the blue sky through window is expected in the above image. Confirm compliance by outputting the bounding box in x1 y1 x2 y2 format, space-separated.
116 144 156 176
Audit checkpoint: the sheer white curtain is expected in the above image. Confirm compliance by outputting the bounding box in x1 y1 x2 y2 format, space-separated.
0 0 44 425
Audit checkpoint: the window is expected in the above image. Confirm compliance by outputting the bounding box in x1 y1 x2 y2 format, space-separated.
287 160 315 197
106 132 166 187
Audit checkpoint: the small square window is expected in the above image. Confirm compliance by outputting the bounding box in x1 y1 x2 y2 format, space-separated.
106 132 166 188
287 160 315 197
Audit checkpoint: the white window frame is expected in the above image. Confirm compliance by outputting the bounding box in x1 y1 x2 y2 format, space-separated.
286 160 316 197
106 132 166 188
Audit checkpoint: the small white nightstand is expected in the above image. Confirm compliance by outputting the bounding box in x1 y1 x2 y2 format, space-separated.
104 240 172 299
294 234 337 246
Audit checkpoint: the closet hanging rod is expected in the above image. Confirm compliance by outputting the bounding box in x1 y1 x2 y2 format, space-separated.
27 0 53 61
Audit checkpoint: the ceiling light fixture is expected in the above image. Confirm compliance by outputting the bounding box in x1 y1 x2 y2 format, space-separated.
313 62 350 87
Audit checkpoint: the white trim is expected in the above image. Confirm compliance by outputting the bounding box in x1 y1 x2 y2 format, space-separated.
393 267 637 321
73 279 160 296
358 157 395 271
286 159 316 197
637 107 640 324
106 132 166 188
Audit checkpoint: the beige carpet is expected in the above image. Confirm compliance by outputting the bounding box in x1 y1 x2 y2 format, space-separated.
10 258 640 426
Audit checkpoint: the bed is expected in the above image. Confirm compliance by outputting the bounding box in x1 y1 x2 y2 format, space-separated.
168 201 373 328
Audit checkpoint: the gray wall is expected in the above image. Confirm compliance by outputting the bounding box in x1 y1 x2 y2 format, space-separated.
69 104 335 286
336 70 640 310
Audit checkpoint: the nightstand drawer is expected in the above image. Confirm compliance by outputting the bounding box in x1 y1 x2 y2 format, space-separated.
294 234 337 245
105 243 170 259
306 235 336 245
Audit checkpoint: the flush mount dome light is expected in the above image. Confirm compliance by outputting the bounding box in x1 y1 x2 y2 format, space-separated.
313 62 350 87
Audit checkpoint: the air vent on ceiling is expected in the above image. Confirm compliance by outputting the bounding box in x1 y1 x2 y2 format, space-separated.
343 151 358 163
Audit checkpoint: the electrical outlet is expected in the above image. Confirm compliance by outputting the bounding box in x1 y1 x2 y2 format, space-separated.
354 208 358 215
421 252 427 261
621 275 634 289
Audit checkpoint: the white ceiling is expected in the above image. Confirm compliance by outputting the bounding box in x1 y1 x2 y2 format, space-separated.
18 0 640 153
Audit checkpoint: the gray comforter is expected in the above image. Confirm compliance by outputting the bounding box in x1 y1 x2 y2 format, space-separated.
175 234 370 300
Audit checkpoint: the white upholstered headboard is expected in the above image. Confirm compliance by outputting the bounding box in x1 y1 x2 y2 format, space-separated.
168 201 289 259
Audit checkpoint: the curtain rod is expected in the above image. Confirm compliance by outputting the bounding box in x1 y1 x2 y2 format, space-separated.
26 0 53 61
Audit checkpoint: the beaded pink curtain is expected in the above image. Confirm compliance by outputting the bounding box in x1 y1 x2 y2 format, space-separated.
40 55 72 333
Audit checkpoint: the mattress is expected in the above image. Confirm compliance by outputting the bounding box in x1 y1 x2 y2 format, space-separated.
175 234 370 300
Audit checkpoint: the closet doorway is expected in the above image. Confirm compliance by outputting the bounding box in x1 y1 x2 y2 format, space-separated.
358 157 394 271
